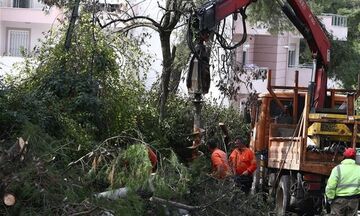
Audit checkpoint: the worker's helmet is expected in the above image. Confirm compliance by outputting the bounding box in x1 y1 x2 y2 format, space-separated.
343 148 356 158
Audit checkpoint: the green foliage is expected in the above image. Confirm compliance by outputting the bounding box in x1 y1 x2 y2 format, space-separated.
248 0 324 34
110 144 152 189
202 100 250 145
159 95 193 154
84 139 190 198
299 1 360 88
247 0 294 34
0 8 153 215
153 151 190 199
329 39 360 88
327 6 360 87
151 95 249 160
0 12 151 156
96 191 145 216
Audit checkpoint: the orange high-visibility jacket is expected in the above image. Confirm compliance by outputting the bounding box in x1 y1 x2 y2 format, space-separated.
229 148 257 175
211 148 230 179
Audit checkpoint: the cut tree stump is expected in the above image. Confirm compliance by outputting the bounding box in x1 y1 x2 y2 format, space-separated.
3 193 16 206
0 137 28 207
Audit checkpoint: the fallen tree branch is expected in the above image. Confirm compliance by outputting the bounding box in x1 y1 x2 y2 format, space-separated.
150 196 200 211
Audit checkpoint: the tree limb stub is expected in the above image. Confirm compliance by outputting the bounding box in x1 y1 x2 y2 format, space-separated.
2 137 28 165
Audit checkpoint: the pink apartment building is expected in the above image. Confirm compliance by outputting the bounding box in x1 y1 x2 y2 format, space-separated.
0 0 62 73
231 14 348 111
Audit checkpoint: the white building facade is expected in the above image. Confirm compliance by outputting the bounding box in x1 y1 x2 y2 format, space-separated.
0 0 62 74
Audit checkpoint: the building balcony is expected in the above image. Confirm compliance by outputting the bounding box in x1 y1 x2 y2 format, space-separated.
319 14 348 41
0 0 61 24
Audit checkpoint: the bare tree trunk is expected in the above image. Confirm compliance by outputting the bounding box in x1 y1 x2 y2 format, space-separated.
64 0 81 51
169 46 182 94
159 31 173 121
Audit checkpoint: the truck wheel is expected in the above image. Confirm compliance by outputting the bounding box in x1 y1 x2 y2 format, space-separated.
268 173 276 203
252 167 260 194
275 175 290 215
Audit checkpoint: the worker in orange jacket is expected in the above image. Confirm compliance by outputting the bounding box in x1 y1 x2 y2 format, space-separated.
229 136 257 194
208 139 230 179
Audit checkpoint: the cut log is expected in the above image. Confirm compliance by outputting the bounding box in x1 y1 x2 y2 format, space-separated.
94 187 129 200
3 193 16 206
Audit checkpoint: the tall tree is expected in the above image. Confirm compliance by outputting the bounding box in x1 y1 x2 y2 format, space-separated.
97 0 193 121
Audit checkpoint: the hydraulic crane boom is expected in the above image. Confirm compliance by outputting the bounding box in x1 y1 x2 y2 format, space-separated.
189 0 331 109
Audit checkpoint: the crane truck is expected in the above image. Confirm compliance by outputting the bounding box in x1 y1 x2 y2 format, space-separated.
187 0 360 215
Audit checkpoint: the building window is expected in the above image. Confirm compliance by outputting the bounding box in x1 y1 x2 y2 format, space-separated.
99 3 121 12
13 0 30 8
288 50 296 67
287 44 296 67
7 29 30 57
242 51 247 65
13 0 30 7
331 15 347 27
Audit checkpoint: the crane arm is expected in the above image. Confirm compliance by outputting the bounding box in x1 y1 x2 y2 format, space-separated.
190 0 331 109
285 0 330 66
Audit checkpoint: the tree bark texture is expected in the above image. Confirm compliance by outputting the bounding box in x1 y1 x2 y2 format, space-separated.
157 0 184 121
159 31 173 121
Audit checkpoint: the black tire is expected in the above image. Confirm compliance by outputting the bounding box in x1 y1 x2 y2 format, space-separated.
268 172 276 203
252 165 260 194
275 175 290 215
